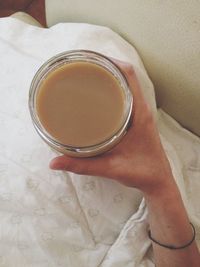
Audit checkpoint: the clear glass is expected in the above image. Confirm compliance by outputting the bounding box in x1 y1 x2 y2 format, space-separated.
29 50 133 157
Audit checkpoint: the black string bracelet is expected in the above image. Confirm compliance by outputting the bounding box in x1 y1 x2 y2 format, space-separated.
148 222 196 250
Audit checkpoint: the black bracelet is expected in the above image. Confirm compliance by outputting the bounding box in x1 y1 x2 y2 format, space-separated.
148 222 196 250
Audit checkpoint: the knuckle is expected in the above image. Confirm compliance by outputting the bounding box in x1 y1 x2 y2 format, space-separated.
145 107 154 125
72 163 82 174
70 160 90 175
64 159 78 172
138 102 154 126
124 65 135 76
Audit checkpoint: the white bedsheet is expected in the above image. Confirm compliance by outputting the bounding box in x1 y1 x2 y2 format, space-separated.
0 18 199 267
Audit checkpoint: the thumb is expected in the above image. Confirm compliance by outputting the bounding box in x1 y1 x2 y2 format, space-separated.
49 155 108 177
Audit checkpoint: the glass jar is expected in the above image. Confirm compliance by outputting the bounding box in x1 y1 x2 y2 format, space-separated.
29 50 133 157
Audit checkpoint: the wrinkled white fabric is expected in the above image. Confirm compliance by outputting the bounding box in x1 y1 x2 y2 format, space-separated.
0 18 199 267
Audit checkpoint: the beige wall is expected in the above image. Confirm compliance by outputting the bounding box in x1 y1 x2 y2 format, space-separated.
46 0 200 136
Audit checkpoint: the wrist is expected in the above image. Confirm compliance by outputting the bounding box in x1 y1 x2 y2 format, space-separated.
144 175 193 247
135 152 176 196
143 175 180 204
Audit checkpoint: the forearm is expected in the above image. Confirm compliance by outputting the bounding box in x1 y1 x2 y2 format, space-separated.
144 177 200 267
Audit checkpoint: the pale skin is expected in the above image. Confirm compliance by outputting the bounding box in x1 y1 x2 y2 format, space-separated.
50 60 200 267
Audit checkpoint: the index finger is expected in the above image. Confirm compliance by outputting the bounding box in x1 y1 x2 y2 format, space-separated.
110 58 148 118
110 57 145 102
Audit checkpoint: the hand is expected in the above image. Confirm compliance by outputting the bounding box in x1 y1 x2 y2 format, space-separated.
50 61 200 267
50 59 174 194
